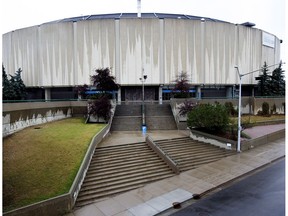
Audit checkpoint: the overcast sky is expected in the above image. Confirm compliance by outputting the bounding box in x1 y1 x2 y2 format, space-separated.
1 0 287 61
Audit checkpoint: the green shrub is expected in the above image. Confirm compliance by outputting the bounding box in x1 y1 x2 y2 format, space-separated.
271 104 276 114
224 102 237 116
262 102 270 116
187 103 229 132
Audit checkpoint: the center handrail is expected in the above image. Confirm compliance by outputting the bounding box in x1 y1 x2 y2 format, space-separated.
146 135 180 174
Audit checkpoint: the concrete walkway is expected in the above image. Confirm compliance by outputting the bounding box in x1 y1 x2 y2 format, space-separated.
242 123 285 139
66 124 285 216
98 130 190 147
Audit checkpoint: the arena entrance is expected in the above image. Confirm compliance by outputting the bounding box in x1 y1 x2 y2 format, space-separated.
121 86 159 102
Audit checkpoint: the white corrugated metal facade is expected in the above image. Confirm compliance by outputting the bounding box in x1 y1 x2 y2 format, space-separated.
2 13 280 99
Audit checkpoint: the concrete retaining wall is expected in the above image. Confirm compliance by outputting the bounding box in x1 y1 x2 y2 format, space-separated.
190 129 237 150
190 128 285 152
3 101 87 137
3 194 71 216
241 129 285 151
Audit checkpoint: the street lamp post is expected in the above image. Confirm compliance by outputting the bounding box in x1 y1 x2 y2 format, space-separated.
234 62 284 153
234 66 242 153
139 74 147 129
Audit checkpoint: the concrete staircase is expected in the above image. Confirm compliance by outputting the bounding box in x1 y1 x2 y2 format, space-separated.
145 104 177 130
154 137 236 172
111 104 177 131
75 142 175 207
111 105 142 131
75 136 235 208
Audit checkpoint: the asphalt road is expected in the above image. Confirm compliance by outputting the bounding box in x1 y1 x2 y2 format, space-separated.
170 158 285 216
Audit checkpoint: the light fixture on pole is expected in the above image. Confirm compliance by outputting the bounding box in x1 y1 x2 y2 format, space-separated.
234 62 284 153
234 66 242 153
139 73 147 129
139 75 147 103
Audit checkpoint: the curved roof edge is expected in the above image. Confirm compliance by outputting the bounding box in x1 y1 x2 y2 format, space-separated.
44 13 231 24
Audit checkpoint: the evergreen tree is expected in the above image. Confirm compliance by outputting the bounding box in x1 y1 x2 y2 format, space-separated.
270 62 285 96
2 65 13 100
8 68 27 100
255 62 272 96
2 65 27 100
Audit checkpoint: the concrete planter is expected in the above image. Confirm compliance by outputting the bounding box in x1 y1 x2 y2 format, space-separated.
190 129 237 150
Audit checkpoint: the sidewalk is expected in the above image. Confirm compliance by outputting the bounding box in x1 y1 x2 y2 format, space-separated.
242 123 285 139
66 125 285 216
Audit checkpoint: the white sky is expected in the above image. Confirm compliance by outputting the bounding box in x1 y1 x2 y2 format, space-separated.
0 0 287 62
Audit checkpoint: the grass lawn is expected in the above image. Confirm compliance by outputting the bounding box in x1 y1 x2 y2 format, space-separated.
3 118 106 212
230 114 285 125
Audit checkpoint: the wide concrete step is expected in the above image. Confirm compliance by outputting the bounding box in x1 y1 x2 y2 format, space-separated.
81 169 173 191
114 105 141 116
164 147 225 156
84 165 172 183
76 173 174 207
86 160 167 176
154 137 236 172
145 104 173 116
155 137 192 143
76 135 236 208
94 147 153 160
157 140 202 145
111 116 142 131
179 156 231 171
111 104 142 131
174 151 233 162
85 161 170 181
76 185 142 207
158 143 217 152
75 139 177 208
94 148 154 161
95 142 147 153
146 116 177 130
94 146 152 158
78 173 174 199
155 138 203 145
89 156 161 169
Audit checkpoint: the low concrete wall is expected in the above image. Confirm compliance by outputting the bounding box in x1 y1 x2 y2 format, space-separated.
146 135 180 174
3 194 71 216
253 97 285 114
241 129 285 151
190 128 285 152
190 129 237 150
3 101 87 137
69 124 110 206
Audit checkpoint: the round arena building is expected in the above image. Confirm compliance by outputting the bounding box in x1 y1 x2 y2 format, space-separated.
2 13 281 101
